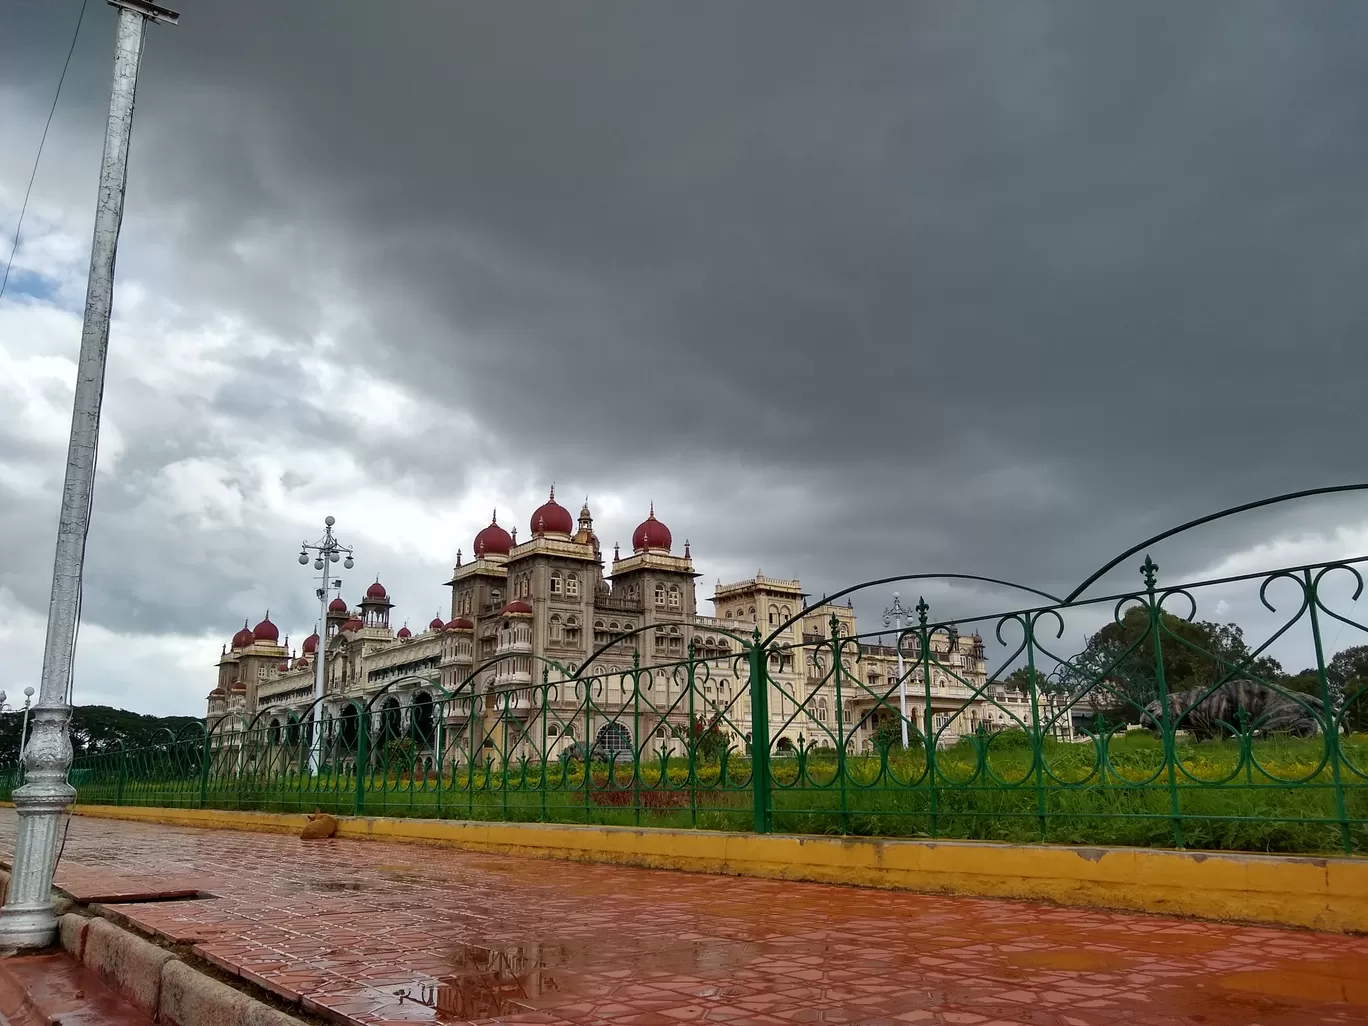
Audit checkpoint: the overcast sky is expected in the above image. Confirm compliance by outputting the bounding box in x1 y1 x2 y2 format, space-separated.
3 1 1367 716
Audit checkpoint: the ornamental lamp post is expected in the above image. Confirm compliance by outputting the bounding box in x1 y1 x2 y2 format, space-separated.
299 516 354 776
883 593 913 749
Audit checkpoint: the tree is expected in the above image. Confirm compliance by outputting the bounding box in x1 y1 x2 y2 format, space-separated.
1056 608 1283 722
1328 647 1368 703
1284 646 1368 733
0 705 201 765
1004 667 1050 692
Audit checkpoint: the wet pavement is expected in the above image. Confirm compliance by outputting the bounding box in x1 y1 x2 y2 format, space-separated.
0 811 1363 1026
0 947 153 1026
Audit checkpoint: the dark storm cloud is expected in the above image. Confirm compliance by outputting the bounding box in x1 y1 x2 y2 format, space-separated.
6 0 1368 635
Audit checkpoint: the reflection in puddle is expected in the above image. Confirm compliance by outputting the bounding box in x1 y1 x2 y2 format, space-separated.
311 879 367 892
1220 965 1368 1007
400 939 759 1021
1007 951 1136 972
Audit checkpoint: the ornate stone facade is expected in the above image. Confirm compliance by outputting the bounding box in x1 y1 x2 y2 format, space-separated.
208 491 1061 758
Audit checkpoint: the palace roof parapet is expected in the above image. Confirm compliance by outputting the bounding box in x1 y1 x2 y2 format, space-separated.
609 551 698 578
448 559 509 585
507 534 601 563
714 574 806 600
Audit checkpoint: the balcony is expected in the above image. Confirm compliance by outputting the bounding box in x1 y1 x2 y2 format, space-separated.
595 594 642 613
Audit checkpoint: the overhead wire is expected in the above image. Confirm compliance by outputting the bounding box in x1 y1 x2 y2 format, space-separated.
0 0 89 305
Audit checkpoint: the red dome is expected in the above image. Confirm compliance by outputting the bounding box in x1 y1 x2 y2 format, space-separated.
209 687 226 698
365 579 387 600
231 623 255 649
301 632 319 654
277 661 290 672
328 597 348 614
446 616 475 631
396 625 412 639
631 504 672 553
429 617 446 631
530 487 573 536
499 600 534 617
293 657 310 669
229 681 247 692
474 510 513 557
253 614 279 643
341 617 363 633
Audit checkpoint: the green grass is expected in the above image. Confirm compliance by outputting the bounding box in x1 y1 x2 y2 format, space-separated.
11 732 1366 856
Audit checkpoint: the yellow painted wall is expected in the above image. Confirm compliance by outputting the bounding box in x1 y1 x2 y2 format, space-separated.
63 804 1368 934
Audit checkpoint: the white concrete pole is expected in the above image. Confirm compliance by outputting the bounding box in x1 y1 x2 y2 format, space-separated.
312 571 329 775
884 594 911 749
0 0 178 952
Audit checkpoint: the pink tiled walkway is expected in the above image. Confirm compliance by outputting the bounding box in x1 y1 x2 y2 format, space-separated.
1 812 1363 1026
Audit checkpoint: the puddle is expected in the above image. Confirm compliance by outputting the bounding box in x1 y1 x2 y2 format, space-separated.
1219 966 1368 1007
398 939 759 1020
375 867 436 885
1006 951 1136 972
311 880 367 892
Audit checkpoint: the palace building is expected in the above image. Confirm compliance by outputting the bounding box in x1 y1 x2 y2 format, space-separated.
208 491 1052 758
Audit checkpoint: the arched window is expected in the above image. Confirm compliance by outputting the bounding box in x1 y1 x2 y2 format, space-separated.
381 697 402 744
817 699 829 722
548 723 560 737
567 573 580 597
550 571 562 595
667 585 682 609
655 584 666 606
411 692 435 745
655 725 666 738
565 616 580 644
549 614 563 642
780 606 791 621
594 722 632 756
748 605 756 619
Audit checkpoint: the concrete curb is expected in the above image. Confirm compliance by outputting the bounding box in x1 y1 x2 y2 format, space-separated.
57 912 308 1026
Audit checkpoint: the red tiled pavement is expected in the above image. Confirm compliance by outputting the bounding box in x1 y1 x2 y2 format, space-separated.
1 811 1364 1026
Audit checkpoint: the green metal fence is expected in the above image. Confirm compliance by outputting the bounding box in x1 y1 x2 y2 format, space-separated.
5 487 1368 855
